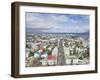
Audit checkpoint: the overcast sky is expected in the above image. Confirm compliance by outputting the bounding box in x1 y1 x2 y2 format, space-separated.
26 12 89 33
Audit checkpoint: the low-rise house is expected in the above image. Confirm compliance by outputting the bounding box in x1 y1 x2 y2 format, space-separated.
65 55 79 65
40 59 48 66
47 55 56 66
52 47 58 64
64 46 70 56
34 52 40 58
41 53 48 59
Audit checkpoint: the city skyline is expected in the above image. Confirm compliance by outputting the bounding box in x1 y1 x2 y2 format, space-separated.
26 12 90 33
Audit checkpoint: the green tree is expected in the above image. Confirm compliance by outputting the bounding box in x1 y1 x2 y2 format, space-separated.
29 51 34 57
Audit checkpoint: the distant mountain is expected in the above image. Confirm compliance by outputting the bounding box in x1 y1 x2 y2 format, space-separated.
26 27 41 33
26 27 89 35
26 27 89 39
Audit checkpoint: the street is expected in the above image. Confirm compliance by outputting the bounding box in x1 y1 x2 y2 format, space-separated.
57 39 66 65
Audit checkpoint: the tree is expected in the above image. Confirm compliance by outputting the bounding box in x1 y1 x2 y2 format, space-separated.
29 50 34 57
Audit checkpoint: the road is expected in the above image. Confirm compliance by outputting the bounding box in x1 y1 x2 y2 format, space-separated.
57 39 66 65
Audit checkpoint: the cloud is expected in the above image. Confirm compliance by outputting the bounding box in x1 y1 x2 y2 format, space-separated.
26 12 89 33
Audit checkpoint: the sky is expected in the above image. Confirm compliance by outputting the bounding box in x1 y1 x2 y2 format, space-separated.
26 12 89 33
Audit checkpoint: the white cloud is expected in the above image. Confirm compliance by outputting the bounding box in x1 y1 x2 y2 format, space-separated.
26 12 89 33
26 13 69 29
51 15 69 22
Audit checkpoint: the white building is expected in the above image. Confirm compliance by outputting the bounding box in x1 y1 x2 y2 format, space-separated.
52 47 58 64
64 46 70 56
65 56 79 65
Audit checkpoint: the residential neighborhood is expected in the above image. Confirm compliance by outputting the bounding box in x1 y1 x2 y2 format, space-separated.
25 33 89 67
